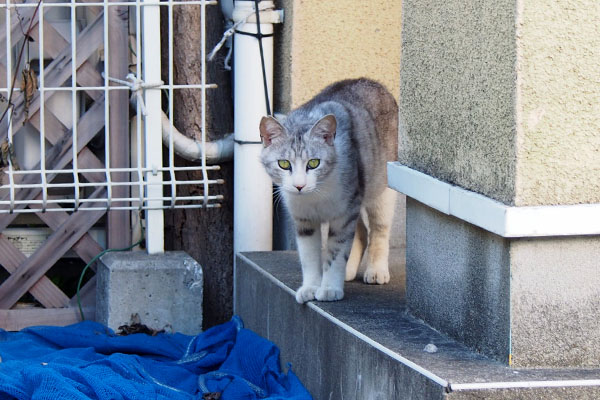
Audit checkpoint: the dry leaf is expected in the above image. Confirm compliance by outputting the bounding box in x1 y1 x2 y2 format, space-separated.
20 66 37 124
0 141 8 167
117 314 165 336
0 140 20 170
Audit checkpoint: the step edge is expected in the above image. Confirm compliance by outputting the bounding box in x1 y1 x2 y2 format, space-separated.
450 379 600 391
237 253 451 389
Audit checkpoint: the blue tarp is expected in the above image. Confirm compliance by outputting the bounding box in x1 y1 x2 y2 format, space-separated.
0 316 312 400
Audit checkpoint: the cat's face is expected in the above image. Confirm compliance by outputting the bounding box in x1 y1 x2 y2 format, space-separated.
259 115 337 195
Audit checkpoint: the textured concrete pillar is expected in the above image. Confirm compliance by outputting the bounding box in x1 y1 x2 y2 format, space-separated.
403 198 600 368
394 0 600 368
399 0 600 206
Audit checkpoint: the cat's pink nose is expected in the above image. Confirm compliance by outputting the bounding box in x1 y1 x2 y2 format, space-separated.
295 185 305 192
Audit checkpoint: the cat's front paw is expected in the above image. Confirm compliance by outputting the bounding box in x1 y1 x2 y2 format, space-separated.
295 285 319 304
315 286 344 302
363 267 390 285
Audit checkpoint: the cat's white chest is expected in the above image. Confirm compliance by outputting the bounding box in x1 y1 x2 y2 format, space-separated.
284 186 348 222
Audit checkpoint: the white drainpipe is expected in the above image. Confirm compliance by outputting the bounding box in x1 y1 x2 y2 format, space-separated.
130 96 234 164
220 0 234 21
232 0 282 255
159 112 234 164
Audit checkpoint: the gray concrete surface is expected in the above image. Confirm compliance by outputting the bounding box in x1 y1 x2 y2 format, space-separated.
406 199 600 368
510 237 600 367
400 0 517 205
235 252 600 399
406 198 511 363
96 251 203 335
236 252 447 400
451 387 600 400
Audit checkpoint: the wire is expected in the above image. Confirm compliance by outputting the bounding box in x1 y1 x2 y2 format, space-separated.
0 0 43 127
254 0 271 116
76 215 145 321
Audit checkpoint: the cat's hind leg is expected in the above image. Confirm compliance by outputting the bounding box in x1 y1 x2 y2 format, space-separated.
364 187 396 284
316 210 360 301
345 210 368 281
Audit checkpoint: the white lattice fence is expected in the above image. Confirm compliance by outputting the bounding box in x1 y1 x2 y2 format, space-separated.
0 0 221 329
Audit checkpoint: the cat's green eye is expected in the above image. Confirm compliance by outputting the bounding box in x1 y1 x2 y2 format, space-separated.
307 159 320 169
278 160 291 170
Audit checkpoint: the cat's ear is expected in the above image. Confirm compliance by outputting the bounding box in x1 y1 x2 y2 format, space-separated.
259 116 285 147
310 114 336 146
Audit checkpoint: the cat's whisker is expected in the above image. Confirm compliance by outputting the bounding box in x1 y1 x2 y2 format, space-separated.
273 186 285 209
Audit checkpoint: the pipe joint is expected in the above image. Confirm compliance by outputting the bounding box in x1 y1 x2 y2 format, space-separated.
232 1 283 24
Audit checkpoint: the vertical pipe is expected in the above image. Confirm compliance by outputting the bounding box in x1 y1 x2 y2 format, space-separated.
142 0 164 253
38 2 47 212
103 0 112 213
6 0 15 213
233 0 274 255
200 0 209 207
107 0 131 248
132 0 144 247
70 1 79 211
167 0 176 208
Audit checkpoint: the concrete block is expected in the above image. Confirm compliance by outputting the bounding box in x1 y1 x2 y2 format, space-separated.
510 237 600 367
406 197 511 363
406 198 600 367
235 251 600 399
96 251 203 335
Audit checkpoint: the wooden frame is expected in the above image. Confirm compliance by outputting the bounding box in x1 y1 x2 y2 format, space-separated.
0 5 130 330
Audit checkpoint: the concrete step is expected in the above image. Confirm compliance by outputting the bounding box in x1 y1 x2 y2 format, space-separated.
235 251 600 400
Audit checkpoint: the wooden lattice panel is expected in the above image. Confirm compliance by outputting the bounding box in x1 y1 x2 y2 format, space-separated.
0 2 124 330
1 0 223 329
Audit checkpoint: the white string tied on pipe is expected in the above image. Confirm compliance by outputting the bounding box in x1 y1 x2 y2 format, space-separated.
207 18 245 66
103 72 164 116
207 3 275 70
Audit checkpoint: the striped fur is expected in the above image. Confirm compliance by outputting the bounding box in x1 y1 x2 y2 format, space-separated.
259 78 398 303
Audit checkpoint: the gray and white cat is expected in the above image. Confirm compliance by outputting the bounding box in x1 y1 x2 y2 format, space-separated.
259 78 398 303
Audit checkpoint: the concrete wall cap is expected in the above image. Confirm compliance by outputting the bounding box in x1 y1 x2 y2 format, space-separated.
388 162 600 238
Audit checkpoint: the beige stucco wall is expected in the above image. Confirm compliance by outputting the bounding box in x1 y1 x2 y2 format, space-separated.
272 0 405 255
515 1 600 206
399 0 600 206
274 1 600 206
274 0 401 112
510 236 600 367
399 0 518 205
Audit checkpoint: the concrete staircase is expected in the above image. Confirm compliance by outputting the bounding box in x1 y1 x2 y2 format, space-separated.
235 251 600 400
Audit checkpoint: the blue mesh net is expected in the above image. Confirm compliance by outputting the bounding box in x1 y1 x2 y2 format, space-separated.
0 316 311 400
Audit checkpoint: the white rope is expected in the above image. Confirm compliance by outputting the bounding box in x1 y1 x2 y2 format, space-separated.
207 18 246 63
223 45 233 71
207 3 274 69
103 73 163 116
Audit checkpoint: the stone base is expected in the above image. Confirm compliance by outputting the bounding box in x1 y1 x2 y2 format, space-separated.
96 251 203 335
235 251 600 399
407 198 600 368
